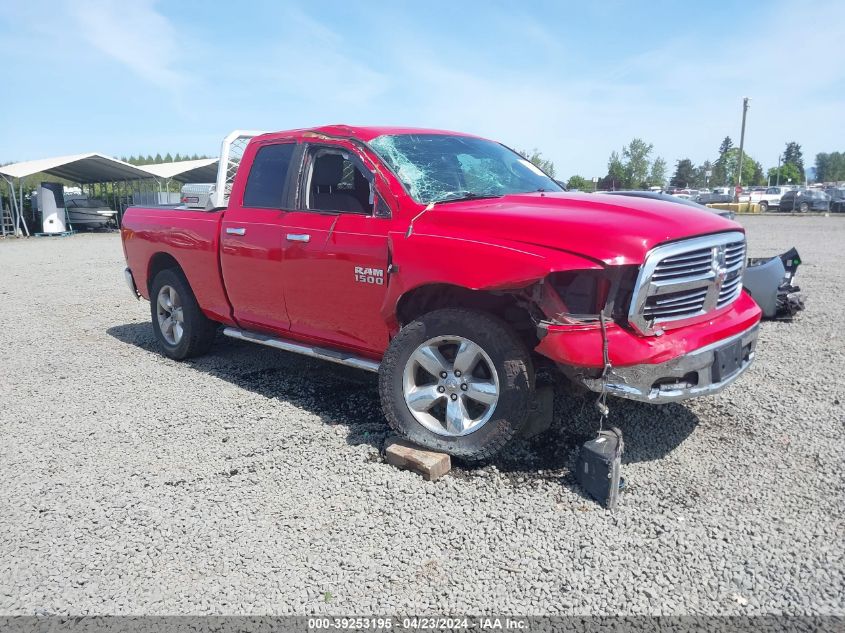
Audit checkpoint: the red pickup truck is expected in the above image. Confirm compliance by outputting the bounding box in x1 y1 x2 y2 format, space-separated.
121 125 761 462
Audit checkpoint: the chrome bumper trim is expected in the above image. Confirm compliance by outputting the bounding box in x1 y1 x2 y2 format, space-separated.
575 324 759 403
124 267 140 300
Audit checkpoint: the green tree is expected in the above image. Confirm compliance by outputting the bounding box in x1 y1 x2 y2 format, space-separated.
566 175 591 191
720 148 760 186
601 151 627 189
518 148 556 178
694 160 714 188
751 161 765 186
154 153 163 163
767 162 802 185
670 158 696 188
622 138 653 188
713 136 734 186
164 152 173 163
599 140 664 190
783 141 804 181
648 156 667 188
815 151 845 183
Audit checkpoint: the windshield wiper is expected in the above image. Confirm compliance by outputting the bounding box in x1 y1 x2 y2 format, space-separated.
434 191 503 204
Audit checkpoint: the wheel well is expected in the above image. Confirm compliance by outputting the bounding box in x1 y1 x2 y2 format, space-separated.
396 284 539 349
147 252 182 293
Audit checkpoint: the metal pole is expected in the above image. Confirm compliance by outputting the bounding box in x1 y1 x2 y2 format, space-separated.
21 180 30 236
8 179 21 236
18 179 30 236
2 177 10 237
776 155 781 186
17 179 23 234
736 97 750 195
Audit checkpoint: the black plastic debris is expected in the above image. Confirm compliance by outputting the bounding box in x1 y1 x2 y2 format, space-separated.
576 427 624 510
745 247 805 320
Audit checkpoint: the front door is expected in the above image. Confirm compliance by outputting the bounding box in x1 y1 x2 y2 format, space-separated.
219 141 298 335
279 143 392 355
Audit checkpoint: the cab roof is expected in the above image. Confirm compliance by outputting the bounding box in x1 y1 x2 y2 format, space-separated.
256 125 480 144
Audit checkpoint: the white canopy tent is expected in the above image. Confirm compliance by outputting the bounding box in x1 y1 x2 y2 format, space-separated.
0 153 156 236
140 158 218 184
119 159 220 208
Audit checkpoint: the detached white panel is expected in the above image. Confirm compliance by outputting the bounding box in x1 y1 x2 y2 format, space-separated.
39 182 66 233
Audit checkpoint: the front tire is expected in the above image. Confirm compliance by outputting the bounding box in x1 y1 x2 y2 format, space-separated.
149 268 217 360
799 202 810 213
758 201 768 213
379 308 534 463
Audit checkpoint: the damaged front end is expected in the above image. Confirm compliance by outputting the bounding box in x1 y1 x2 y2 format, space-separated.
744 247 805 320
523 233 764 404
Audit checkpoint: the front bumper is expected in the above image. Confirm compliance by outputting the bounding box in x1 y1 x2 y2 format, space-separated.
575 323 759 403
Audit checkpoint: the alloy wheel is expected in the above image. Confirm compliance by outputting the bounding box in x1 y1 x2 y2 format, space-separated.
402 335 500 436
156 285 184 345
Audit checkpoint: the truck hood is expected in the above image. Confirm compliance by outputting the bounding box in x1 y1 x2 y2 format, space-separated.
411 192 741 265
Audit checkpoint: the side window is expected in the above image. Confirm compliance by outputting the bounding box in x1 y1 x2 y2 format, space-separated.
306 149 374 215
243 143 295 208
375 195 391 218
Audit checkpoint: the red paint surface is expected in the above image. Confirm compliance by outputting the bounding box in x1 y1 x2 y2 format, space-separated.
536 291 761 368
121 125 760 368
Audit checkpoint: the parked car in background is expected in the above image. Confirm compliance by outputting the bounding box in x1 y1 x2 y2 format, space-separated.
744 186 791 212
668 188 697 197
600 190 735 219
825 187 845 212
695 192 734 205
779 189 831 212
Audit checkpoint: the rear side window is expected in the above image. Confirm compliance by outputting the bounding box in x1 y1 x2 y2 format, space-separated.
243 143 296 208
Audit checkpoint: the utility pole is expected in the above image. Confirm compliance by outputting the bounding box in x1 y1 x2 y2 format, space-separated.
735 98 750 194
776 154 782 186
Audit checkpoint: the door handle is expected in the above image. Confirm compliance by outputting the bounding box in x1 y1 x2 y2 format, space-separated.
286 233 311 243
226 227 246 236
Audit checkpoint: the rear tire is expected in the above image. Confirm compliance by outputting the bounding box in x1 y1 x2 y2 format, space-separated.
799 202 810 213
149 268 217 360
758 201 768 213
379 308 534 463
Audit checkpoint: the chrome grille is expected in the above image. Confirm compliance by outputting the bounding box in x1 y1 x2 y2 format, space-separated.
629 232 746 335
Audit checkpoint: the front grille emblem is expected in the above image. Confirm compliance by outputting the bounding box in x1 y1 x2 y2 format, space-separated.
712 245 728 293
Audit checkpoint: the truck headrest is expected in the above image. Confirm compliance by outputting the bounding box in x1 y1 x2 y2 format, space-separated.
312 154 344 186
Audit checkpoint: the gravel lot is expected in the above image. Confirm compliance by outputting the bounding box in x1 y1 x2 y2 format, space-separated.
0 216 843 616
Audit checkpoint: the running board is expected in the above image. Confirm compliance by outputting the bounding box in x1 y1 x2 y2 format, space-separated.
222 327 380 373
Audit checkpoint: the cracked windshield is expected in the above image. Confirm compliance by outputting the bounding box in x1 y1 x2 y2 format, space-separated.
369 134 563 204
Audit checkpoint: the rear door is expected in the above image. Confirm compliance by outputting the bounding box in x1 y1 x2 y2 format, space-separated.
279 142 393 355
219 140 299 335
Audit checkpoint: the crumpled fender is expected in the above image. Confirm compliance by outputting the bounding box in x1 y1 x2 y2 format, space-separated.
743 256 785 318
744 247 804 319
381 231 603 330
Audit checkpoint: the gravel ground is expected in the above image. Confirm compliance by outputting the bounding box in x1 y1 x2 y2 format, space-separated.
0 216 843 617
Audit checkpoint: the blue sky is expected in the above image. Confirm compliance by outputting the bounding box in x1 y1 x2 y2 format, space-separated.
1 0 843 179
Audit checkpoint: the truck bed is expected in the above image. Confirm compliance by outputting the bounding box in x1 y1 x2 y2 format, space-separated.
121 206 234 324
